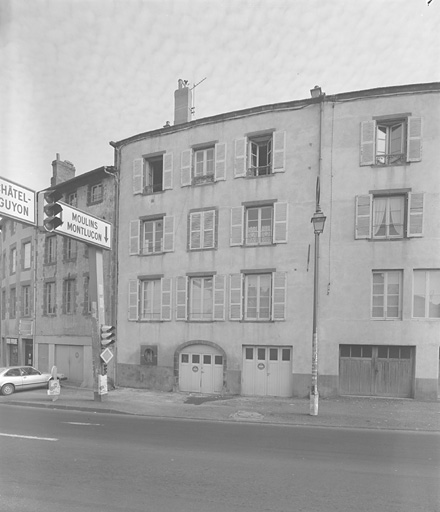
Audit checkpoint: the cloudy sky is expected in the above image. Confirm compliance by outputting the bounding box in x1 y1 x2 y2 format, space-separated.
1 0 439 192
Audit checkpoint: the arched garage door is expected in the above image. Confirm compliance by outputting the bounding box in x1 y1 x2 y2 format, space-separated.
179 344 223 394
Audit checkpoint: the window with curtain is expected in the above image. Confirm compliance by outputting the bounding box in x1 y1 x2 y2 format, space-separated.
372 196 404 239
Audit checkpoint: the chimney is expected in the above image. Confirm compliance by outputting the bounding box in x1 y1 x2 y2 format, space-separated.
174 79 192 125
51 153 76 186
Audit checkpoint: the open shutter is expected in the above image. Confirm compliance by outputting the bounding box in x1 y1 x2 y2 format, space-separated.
355 195 372 239
160 277 172 321
272 272 287 321
163 153 173 190
407 192 424 237
360 121 376 166
180 149 192 187
203 210 216 249
273 202 288 243
272 131 286 173
189 212 202 250
128 280 139 321
407 117 422 162
176 276 188 320
133 158 143 194
163 216 174 252
214 142 226 181
213 274 226 321
229 273 243 320
230 206 244 246
129 220 141 254
234 138 247 177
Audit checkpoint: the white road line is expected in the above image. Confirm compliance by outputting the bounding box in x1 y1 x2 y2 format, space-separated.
0 432 58 442
62 422 101 426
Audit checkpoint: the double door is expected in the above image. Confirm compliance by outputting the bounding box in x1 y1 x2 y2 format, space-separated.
179 345 223 394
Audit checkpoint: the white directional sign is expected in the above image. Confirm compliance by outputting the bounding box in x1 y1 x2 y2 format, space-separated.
0 177 36 225
57 201 112 250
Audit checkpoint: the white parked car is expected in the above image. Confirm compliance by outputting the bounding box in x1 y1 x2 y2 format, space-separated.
0 366 65 396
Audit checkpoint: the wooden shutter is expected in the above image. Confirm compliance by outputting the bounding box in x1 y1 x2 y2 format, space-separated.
160 277 172 321
163 153 173 190
163 216 174 252
234 138 247 177
129 220 140 254
360 121 376 166
272 272 287 321
407 117 422 162
213 274 226 321
214 142 226 181
189 212 202 250
128 280 138 321
230 206 244 246
272 131 286 173
133 158 143 194
355 195 372 239
176 276 188 320
407 192 424 237
180 149 192 187
273 202 288 243
203 210 216 248
229 273 243 320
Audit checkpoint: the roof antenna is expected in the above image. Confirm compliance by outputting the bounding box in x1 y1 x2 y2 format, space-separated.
190 77 207 118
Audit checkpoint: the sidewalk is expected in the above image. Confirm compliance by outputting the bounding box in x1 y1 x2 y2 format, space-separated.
1 384 439 432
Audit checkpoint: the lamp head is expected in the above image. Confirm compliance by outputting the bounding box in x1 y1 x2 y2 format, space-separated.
311 208 326 235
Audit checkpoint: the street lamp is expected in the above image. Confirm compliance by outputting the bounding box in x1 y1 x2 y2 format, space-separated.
310 203 326 416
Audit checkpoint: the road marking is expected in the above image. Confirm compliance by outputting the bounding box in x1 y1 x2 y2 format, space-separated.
0 432 58 442
62 422 101 426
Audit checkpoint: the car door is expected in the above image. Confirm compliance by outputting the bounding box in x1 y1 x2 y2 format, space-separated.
21 367 46 389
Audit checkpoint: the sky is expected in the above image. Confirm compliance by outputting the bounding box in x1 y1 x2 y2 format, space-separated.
1 0 439 192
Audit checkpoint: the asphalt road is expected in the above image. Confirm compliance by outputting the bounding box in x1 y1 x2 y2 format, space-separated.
0 405 439 512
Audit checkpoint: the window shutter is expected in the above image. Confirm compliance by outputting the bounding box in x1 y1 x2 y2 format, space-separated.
407 192 424 237
129 220 140 254
160 277 172 321
230 206 244 246
128 280 138 321
272 131 286 173
180 149 192 187
407 117 422 162
272 272 287 321
214 142 227 181
234 138 247 177
355 195 372 239
360 121 376 166
133 158 143 194
189 212 202 250
213 274 226 321
176 276 188 320
163 153 173 190
229 273 243 320
203 210 215 249
273 202 288 243
163 216 174 252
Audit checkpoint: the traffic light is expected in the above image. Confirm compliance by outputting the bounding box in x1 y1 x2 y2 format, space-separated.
39 189 63 232
100 325 116 346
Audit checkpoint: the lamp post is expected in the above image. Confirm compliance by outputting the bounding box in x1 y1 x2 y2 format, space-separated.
310 196 326 416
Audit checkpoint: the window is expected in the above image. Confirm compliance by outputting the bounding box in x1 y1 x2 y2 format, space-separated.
248 135 272 176
355 192 424 240
45 236 57 264
44 282 56 315
132 153 173 194
413 270 440 319
88 182 103 204
360 116 422 166
83 275 91 315
67 192 77 206
372 270 402 320
128 278 172 321
9 287 16 318
140 279 161 320
142 219 163 254
63 279 76 314
180 144 226 186
22 285 31 317
64 238 77 261
23 242 31 269
144 156 164 193
189 209 216 250
245 205 273 245
189 276 213 321
245 274 271 320
176 275 226 321
129 216 174 255
1 291 5 320
194 147 214 181
10 247 16 274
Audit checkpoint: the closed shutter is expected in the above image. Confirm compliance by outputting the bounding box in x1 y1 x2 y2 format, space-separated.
163 216 174 252
234 138 247 177
213 274 226 321
160 278 172 321
272 272 287 320
203 210 215 248
272 131 286 173
129 220 140 255
189 212 202 250
355 195 372 239
273 202 288 243
180 149 192 187
407 192 424 237
214 142 226 181
128 280 138 321
360 121 376 166
407 117 422 162
176 276 188 320
229 273 243 320
230 206 244 246
163 153 173 190
133 158 143 194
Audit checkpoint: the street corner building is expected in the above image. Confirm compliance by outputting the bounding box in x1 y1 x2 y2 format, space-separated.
111 81 440 401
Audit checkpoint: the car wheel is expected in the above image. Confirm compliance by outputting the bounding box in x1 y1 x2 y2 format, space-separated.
1 383 15 396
